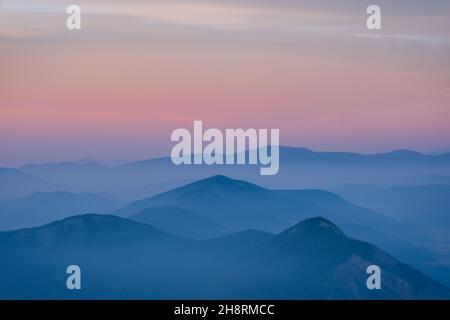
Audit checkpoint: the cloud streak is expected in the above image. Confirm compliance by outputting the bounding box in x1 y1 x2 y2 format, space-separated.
1 1 448 47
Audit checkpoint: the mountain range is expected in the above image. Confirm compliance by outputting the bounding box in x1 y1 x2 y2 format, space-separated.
113 175 450 288
115 175 397 233
0 214 448 299
2 147 450 296
7 147 450 200
0 192 125 231
122 147 450 166
1 173 448 287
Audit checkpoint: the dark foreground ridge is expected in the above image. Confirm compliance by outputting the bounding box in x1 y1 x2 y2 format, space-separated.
0 214 448 299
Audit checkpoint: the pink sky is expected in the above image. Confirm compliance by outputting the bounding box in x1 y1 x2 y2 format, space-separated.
1 1 450 166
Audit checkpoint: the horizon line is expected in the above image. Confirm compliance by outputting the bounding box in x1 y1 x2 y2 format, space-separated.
4 145 450 169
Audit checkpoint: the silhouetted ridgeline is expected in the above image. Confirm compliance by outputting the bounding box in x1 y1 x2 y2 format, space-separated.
0 214 448 299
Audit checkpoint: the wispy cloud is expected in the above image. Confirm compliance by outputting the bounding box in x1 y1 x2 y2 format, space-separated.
353 32 450 47
2 0 449 48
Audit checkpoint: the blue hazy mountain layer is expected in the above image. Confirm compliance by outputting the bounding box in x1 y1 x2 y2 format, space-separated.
130 206 229 239
0 214 448 299
2 147 450 296
113 175 450 287
115 175 399 233
0 191 125 231
333 184 450 228
13 147 450 200
1 174 449 287
0 167 58 200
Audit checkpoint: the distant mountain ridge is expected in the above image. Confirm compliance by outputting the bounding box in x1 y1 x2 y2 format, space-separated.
0 167 58 200
333 184 450 228
8 146 450 201
119 146 450 167
114 175 396 233
0 191 125 231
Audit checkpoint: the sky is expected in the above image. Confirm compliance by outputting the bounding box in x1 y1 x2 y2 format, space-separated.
1 0 450 166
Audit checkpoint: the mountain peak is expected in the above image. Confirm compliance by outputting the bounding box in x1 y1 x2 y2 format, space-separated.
174 175 268 194
0 213 172 247
280 217 346 239
114 175 269 218
203 175 233 182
